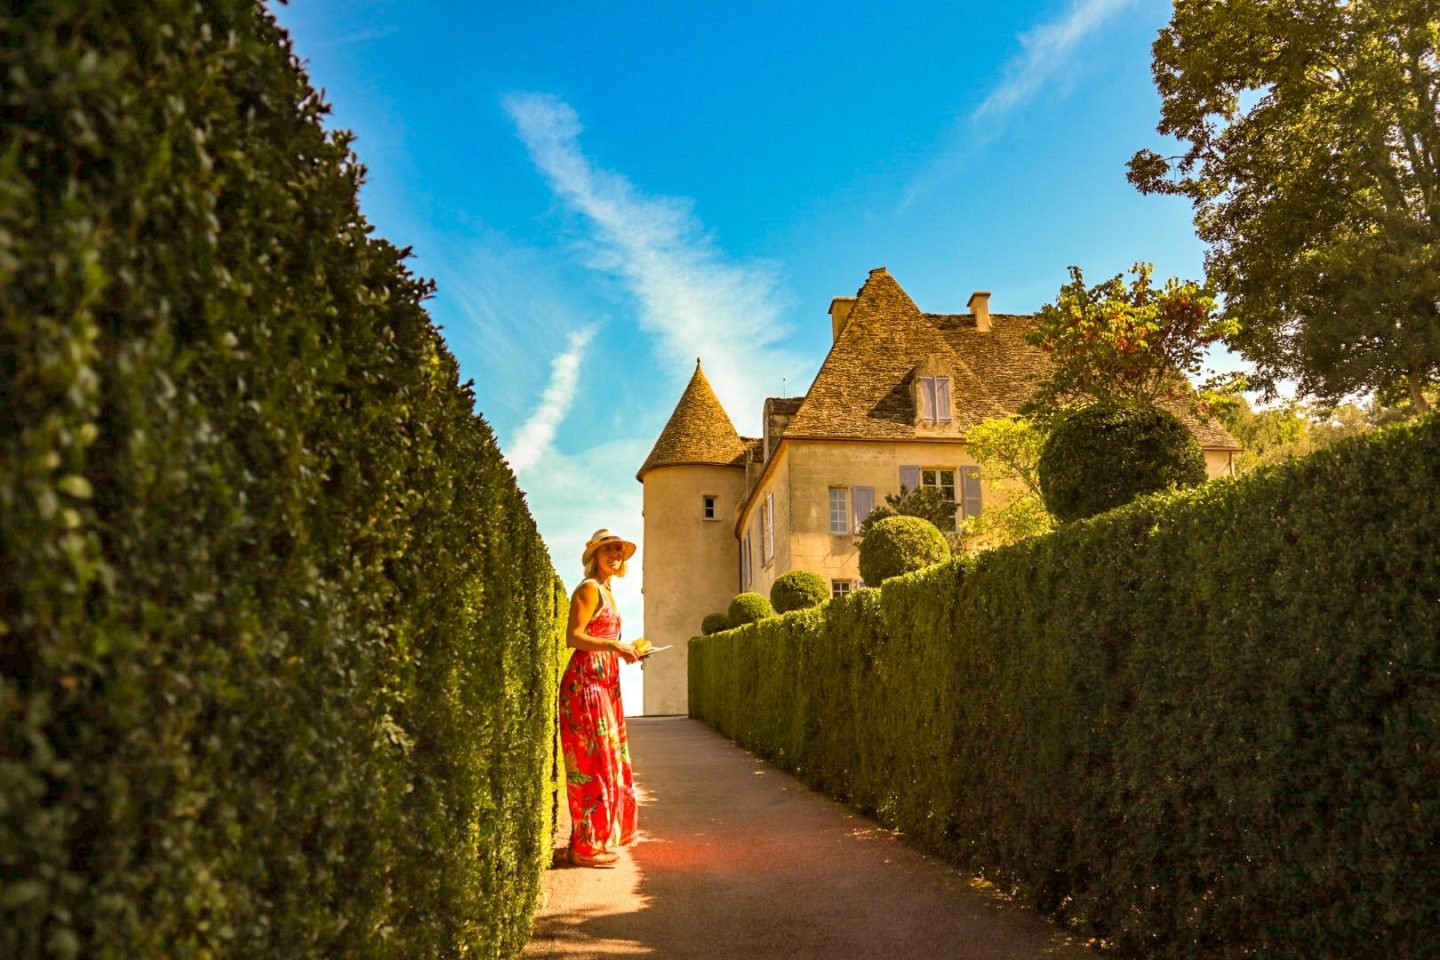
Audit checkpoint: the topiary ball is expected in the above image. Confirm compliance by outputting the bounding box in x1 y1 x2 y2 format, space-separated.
727 592 776 625
1038 401 1207 522
858 515 951 585
770 570 829 613
700 611 732 635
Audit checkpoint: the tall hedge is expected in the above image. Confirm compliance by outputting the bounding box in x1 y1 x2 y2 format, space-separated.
1 4 565 958
691 416 1440 959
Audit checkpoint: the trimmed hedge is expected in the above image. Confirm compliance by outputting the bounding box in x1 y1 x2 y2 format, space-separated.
700 612 732 635
691 416 1440 959
2 4 565 958
728 592 776 625
857 514 951 584
770 570 829 614
1039 401 1207 521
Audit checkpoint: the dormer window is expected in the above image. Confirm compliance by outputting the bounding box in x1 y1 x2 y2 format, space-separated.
916 375 952 425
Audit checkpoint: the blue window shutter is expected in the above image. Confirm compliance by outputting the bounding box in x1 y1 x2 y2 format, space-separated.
852 486 875 532
899 465 920 493
961 466 982 518
935 377 952 423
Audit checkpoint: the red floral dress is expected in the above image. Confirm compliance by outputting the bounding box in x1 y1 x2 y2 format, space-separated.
559 580 637 859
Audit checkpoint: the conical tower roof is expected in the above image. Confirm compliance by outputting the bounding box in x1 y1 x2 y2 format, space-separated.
637 359 748 481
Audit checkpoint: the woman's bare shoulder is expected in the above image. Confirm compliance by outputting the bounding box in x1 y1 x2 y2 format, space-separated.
571 579 600 605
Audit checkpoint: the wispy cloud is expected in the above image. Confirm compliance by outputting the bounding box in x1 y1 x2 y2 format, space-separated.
972 0 1139 122
505 323 598 473
903 0 1139 208
502 92 802 433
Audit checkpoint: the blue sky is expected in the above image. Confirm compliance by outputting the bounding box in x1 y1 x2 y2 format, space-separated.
272 0 1231 707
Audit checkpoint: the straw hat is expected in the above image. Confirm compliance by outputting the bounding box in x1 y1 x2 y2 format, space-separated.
582 529 638 566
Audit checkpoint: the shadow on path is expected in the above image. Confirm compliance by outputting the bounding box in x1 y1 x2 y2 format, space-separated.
524 717 1091 959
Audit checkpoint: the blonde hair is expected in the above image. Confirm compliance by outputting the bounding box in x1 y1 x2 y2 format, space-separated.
585 555 628 581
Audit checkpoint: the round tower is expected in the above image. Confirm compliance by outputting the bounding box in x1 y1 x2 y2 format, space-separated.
637 360 748 716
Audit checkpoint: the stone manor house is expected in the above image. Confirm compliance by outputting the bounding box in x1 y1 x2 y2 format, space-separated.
636 267 1240 716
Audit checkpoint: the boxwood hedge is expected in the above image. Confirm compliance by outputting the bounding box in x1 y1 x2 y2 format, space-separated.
2 3 566 958
691 416 1440 959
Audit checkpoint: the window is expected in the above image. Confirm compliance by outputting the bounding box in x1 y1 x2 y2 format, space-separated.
900 465 956 530
922 468 956 502
703 495 717 520
829 487 850 534
831 579 853 599
916 375 953 424
763 493 775 565
851 486 875 533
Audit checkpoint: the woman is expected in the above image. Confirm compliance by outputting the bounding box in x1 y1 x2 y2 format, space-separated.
559 529 642 867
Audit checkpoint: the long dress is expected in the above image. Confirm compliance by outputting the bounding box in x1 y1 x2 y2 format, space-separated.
559 579 637 859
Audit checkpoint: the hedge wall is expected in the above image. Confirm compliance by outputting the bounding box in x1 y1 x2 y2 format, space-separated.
2 3 565 958
691 415 1440 959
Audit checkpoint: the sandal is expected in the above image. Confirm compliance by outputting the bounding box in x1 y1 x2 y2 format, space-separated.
570 850 619 868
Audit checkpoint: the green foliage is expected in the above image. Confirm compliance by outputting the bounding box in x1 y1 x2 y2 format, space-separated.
700 612 732 635
857 484 957 539
1038 402 1206 522
769 570 829 614
857 515 951 585
727 592 775 625
959 415 1055 549
692 415 1440 959
1130 1 1440 412
1202 373 1440 473
1 4 566 958
1027 263 1230 411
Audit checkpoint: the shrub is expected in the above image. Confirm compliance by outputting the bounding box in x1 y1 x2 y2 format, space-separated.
1 5 564 958
692 415 1440 960
770 570 830 613
727 592 776 625
1038 401 1206 522
858 515 951 585
700 612 732 635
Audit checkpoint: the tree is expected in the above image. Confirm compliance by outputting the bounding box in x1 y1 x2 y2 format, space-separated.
1038 402 1207 522
1026 262 1231 412
1199 372 1438 472
1129 0 1440 413
857 484 957 541
958 415 1055 549
857 515 951 585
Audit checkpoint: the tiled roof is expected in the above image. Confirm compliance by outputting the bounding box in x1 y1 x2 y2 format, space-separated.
637 360 750 481
782 267 1240 450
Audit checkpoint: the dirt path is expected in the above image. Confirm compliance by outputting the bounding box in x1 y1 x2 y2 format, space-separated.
524 716 1092 959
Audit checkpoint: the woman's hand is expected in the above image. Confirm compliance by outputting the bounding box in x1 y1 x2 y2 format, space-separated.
613 641 641 665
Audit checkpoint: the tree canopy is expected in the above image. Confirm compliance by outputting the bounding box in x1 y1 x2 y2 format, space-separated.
959 415 1054 549
1129 0 1440 413
1026 262 1230 412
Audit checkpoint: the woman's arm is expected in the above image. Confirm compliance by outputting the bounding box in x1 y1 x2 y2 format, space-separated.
566 581 639 663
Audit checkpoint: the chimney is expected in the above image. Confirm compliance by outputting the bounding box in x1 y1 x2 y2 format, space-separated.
829 296 857 341
968 291 992 332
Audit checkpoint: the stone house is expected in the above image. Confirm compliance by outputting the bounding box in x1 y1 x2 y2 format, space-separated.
636 267 1240 715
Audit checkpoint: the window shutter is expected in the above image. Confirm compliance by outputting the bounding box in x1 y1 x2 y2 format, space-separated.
852 486 875 533
961 466 982 519
741 532 751 588
935 377 952 423
917 376 935 423
899 465 920 493
765 493 775 563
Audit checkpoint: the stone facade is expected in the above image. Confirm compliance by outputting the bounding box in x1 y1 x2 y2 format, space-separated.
637 267 1240 715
